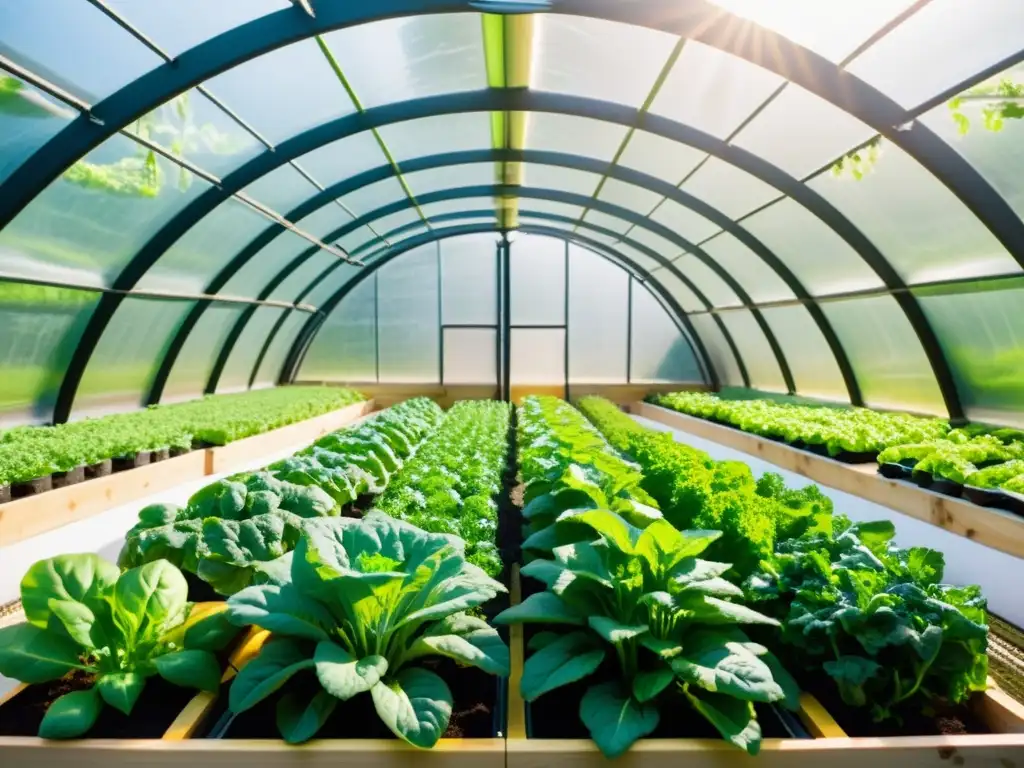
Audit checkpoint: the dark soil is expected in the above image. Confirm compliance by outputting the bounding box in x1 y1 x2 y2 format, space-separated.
170 447 191 459
0 670 197 739
113 452 151 472
85 459 112 479
214 659 499 740
498 409 523 573
52 466 85 489
12 474 52 498
340 493 378 519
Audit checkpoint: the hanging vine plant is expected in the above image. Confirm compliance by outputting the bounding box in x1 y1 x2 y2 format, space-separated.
948 78 1024 135
830 136 884 180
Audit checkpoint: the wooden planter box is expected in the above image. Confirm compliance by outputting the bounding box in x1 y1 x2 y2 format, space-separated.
0 400 376 547
631 402 1024 560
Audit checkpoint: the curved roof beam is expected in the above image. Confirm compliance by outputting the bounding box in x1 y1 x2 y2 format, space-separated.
1 0 1019 276
165 147 858 403
279 221 724 386
216 208 752 397
48 90 962 420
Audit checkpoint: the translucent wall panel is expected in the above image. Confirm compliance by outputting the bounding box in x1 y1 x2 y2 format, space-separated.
324 14 485 108
740 198 884 296
630 284 703 384
137 197 271 294
269 251 338 304
681 158 780 219
672 255 742 307
0 74 75 185
511 235 565 325
300 276 376 382
518 198 585 222
532 15 677 107
371 209 425 241
443 328 497 385
423 197 497 222
761 306 847 400
524 112 628 161
203 39 355 144
916 280 1024 427
511 329 565 385
819 295 945 414
441 234 497 325
581 210 629 242
648 198 724 244
700 234 795 303
161 303 246 403
0 0 161 102
606 240 664 277
337 177 406 220
297 131 387 188
597 178 664 218
73 297 194 418
295 204 355 241
404 164 494 197
243 165 321 217
522 164 604 197
651 42 783 139
716 309 787 392
808 141 1020 284
338 224 385 256
617 130 706 185
105 0 288 58
847 0 1024 108
689 314 744 386
254 311 306 387
731 85 875 178
646 267 705 313
218 230 315 300
378 113 491 161
377 246 439 383
0 136 209 287
303 263 361 310
216 307 284 393
568 245 628 383
0 283 99 425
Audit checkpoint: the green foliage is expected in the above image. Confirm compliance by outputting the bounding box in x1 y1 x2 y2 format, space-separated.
878 432 1024 487
949 78 1024 135
119 398 443 595
495 508 795 757
0 387 364 486
830 136 883 180
373 400 511 578
0 554 238 738
225 513 509 747
747 516 989 722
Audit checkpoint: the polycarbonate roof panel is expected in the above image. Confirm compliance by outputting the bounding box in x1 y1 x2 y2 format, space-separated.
647 267 705 313
161 303 245 403
337 225 385 255
322 14 485 108
760 305 847 400
731 85 876 179
847 0 1024 108
336 176 406 220
217 229 314 301
421 197 497 221
0 136 210 288
740 198 884 296
649 42 784 139
689 313 743 385
380 112 491 162
624 226 685 262
136 197 270 294
808 140 1021 284
700 234 795 304
294 204 355 241
616 130 706 185
372 209 426 241
524 112 628 161
216 306 285 393
518 198 585 222
531 15 677 107
716 308 787 392
255 310 306 386
672 254 742 308
579 211 625 245
0 0 162 103
708 0 918 63
681 158 780 219
522 163 604 197
607 241 665 280
597 178 664 218
0 73 76 185
296 131 388 188
648 198 723 243
203 38 355 144
403 164 494 197
302 263 362 309
105 0 289 59
241 164 321 217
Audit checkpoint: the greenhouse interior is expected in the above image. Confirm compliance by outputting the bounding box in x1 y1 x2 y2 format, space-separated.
0 0 1023 764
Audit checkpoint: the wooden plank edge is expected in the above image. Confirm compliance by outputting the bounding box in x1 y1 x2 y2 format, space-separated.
797 692 847 738
974 679 1024 734
631 402 1024 561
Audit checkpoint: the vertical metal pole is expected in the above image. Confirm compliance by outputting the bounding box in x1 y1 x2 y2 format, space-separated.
563 240 570 401
495 239 502 399
501 235 512 403
437 242 444 386
626 276 633 385
373 272 380 384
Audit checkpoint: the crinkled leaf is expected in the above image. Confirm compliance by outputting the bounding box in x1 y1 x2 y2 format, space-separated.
113 560 188 644
20 554 119 633
671 631 784 703
314 641 388 700
683 687 762 755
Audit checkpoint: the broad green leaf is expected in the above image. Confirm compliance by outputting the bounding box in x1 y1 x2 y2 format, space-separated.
229 638 315 713
492 592 584 626
632 668 674 703
551 541 612 586
527 631 562 652
314 641 388 701
406 614 510 676
155 649 222 693
175 602 239 652
113 560 188 644
371 668 453 749
762 651 801 711
38 688 103 739
558 509 642 555
671 632 783 703
276 689 337 744
683 596 780 626
519 559 566 588
0 623 86 682
679 577 744 598
684 687 762 755
227 583 333 641
20 554 118 630
47 599 98 648
635 522 719 574
823 655 880 707
579 681 659 758
96 672 145 715
588 616 648 645
521 630 605 701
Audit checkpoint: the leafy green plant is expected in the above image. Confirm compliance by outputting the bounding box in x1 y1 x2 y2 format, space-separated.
224 513 509 747
747 516 988 722
0 554 239 738
495 508 797 757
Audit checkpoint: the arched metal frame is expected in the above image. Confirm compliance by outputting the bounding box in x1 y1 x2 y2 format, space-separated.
2 0 1009 419
278 222 723 388
217 208 753 399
